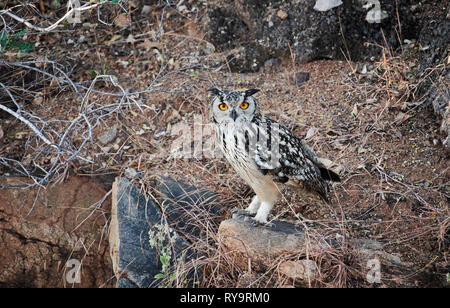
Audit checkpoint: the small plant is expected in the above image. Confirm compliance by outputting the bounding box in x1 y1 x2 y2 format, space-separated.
0 29 33 54
89 65 110 80
148 223 186 287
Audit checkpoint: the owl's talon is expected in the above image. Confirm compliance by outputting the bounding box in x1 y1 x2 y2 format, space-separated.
250 220 259 227
250 219 276 228
266 221 276 228
230 207 240 214
231 208 255 218
237 215 250 221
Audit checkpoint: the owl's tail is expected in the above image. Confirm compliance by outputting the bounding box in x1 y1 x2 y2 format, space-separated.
306 167 340 203
305 178 331 203
319 167 341 182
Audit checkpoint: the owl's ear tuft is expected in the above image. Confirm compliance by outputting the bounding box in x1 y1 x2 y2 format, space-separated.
244 89 260 97
207 88 222 97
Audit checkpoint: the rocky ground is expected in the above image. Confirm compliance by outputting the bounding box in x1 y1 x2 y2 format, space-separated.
0 0 448 287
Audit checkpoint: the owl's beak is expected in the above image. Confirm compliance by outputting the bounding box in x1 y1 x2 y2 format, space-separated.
231 109 237 121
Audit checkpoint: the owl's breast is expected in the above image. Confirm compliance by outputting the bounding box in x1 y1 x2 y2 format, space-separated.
214 123 281 199
214 123 262 174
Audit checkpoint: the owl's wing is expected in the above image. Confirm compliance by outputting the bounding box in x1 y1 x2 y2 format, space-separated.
250 117 339 200
251 118 320 181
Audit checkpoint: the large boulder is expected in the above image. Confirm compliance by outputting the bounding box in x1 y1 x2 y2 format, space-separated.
414 2 449 147
109 177 223 288
0 176 113 287
218 217 410 284
205 0 417 72
109 177 190 288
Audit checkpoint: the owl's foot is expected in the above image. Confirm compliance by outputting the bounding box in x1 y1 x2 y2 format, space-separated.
250 218 276 228
230 208 256 218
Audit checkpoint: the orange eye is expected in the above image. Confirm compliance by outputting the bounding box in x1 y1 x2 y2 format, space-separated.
240 102 249 110
219 103 228 111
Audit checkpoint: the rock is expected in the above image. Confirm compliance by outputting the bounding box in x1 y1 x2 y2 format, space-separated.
153 177 223 240
225 45 265 74
276 10 288 20
124 167 140 179
279 260 317 281
413 1 449 147
289 71 310 87
0 176 112 287
218 217 409 274
97 125 118 145
352 238 410 268
263 58 280 72
205 6 249 52
313 0 343 12
218 218 332 272
109 177 191 288
364 1 388 24
205 0 417 72
109 177 222 288
416 5 449 73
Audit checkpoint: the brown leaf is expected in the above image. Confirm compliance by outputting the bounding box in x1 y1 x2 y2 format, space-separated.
305 127 317 139
114 14 130 27
137 40 163 50
394 112 411 125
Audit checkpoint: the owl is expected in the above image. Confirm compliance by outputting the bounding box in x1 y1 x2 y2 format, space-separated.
208 88 341 226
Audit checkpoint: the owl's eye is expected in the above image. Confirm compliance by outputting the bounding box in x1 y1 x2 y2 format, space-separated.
240 102 249 110
218 103 228 111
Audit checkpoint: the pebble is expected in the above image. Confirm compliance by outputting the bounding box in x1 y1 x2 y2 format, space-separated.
124 167 138 179
277 10 288 20
98 125 118 145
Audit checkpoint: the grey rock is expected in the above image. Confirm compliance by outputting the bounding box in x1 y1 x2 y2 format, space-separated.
109 177 222 288
313 0 343 12
218 218 334 272
109 177 190 288
98 125 118 145
218 217 410 275
289 71 310 87
124 167 140 179
363 0 388 23
155 178 222 240
205 6 249 52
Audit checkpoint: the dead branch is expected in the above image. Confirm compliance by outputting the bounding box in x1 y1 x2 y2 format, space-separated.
0 1 100 33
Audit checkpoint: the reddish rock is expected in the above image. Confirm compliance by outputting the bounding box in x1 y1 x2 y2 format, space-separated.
0 176 113 287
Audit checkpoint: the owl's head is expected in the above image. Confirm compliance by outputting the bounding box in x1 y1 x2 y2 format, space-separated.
208 88 261 125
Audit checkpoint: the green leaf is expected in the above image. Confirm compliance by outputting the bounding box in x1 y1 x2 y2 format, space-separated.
190 71 199 79
154 273 164 279
12 29 27 38
169 271 177 281
89 69 97 80
160 255 169 267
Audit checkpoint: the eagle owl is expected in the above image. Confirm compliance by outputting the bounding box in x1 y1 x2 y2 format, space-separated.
208 88 340 226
